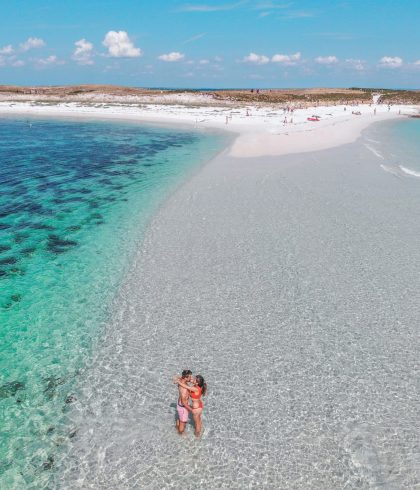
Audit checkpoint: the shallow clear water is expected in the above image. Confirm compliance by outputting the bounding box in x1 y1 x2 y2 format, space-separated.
58 118 420 489
364 117 420 177
0 116 226 487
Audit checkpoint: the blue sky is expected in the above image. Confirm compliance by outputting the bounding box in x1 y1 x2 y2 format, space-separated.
0 0 419 88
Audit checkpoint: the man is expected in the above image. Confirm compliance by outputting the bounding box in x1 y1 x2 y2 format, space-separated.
175 369 192 434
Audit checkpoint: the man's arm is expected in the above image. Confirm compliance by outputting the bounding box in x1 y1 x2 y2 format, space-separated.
181 391 192 412
176 379 199 394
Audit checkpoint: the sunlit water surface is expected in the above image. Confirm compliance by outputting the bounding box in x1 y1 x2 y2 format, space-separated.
57 119 420 489
0 116 226 487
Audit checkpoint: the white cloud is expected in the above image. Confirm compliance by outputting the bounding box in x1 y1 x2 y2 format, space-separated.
11 59 25 67
248 73 264 79
282 10 314 19
36 55 64 66
271 52 301 65
214 56 223 62
379 56 403 68
314 55 338 65
178 1 245 12
253 2 291 9
158 51 185 62
72 38 94 65
345 58 365 71
0 44 14 55
199 59 210 64
415 60 420 65
20 37 46 52
102 31 142 58
243 52 269 64
182 33 206 45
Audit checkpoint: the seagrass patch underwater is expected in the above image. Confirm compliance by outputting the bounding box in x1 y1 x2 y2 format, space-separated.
0 116 226 487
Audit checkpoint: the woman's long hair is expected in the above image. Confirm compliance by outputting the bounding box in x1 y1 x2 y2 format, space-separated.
195 375 207 396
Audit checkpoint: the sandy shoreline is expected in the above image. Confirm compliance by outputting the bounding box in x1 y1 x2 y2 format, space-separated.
0 99 418 157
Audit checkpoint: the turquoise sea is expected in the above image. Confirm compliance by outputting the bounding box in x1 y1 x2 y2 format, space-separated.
365 117 420 177
0 116 226 487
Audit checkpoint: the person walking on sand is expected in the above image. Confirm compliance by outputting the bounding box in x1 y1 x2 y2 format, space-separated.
174 369 192 435
175 375 207 437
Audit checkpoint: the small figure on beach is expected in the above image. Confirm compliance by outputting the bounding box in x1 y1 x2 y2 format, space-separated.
175 369 192 435
174 370 207 437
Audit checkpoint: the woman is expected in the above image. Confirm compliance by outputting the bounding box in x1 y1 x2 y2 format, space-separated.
175 375 207 437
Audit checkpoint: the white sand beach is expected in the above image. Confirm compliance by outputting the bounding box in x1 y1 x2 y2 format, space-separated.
0 94 418 157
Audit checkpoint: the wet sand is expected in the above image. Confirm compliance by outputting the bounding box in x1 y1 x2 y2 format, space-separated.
62 127 420 488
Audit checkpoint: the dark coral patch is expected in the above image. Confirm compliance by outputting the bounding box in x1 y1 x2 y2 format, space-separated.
0 256 17 266
99 178 113 185
43 376 66 400
20 202 46 215
0 381 25 399
9 267 25 276
68 429 77 439
21 247 36 256
0 245 12 253
53 196 85 205
47 234 78 254
42 456 54 471
14 233 30 244
15 221 33 230
65 394 77 404
65 225 81 232
30 223 55 231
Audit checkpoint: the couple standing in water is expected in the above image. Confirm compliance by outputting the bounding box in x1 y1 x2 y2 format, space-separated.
174 369 207 437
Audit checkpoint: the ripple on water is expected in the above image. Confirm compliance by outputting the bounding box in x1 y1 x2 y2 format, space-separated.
0 116 226 487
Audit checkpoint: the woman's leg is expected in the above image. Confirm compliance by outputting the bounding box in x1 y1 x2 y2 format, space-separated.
192 409 203 437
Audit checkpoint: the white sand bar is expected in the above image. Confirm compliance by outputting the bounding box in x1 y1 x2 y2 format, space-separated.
0 98 418 157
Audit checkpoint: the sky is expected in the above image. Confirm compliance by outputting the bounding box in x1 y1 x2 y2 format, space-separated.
0 0 419 89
